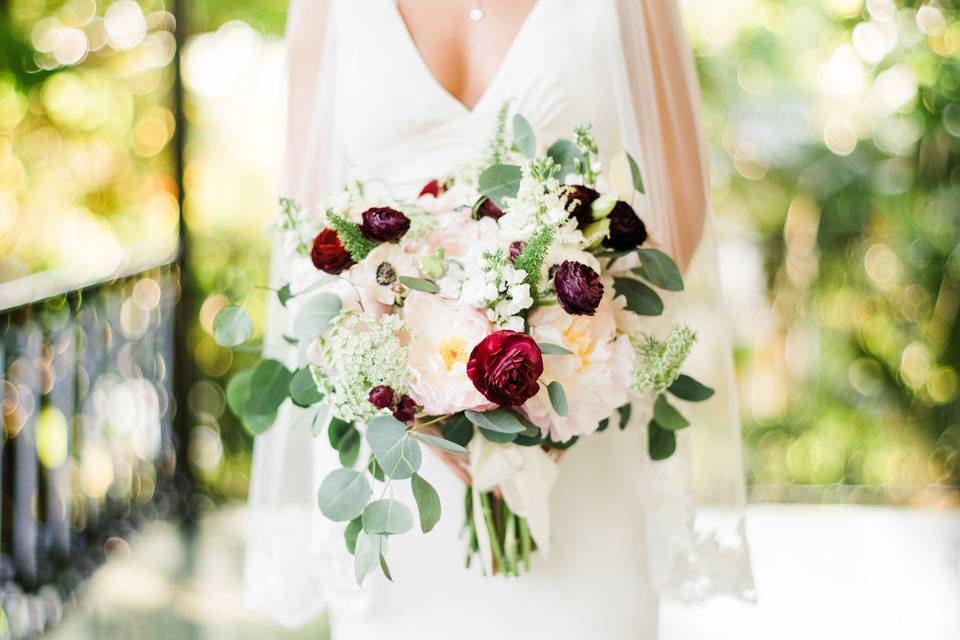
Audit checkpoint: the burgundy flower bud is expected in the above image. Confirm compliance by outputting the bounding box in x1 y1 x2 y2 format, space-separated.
508 241 524 263
392 395 418 422
564 185 600 228
474 197 504 220
554 260 604 316
368 385 395 410
467 331 544 406
360 207 411 243
419 179 450 198
602 201 648 251
310 228 354 274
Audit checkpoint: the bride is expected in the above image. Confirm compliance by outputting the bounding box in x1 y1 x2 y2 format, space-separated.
245 0 754 637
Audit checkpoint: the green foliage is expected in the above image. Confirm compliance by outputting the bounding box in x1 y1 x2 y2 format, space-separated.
547 381 569 417
478 164 523 209
317 468 371 522
512 113 537 158
488 101 511 164
411 473 442 533
613 277 664 316
327 210 377 261
366 415 422 480
513 224 555 297
465 408 527 434
632 249 684 291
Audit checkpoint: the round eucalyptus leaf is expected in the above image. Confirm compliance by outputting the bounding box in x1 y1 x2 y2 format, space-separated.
225 367 255 417
366 415 421 480
213 306 253 347
479 428 517 444
441 413 474 448
546 139 583 179
289 367 324 407
512 113 536 158
353 531 383 585
317 468 371 522
478 164 522 209
362 499 414 535
293 293 342 344
410 432 468 455
344 517 363 555
245 359 293 417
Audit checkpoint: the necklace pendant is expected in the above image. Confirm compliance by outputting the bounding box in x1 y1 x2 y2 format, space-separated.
469 7 484 21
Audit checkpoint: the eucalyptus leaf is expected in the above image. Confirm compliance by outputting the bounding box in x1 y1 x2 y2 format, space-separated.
399 276 440 294
625 151 646 194
292 293 342 344
411 473 441 533
513 431 543 447
547 381 569 417
479 428 518 443
596 417 610 432
538 342 573 355
464 408 526 434
613 277 664 316
512 113 536 158
317 468 371 522
617 403 632 430
442 413 474 448
368 456 385 482
367 415 422 480
379 553 394 582
478 164 522 209
277 284 293 307
362 499 414 535
331 422 361 468
668 374 715 402
344 517 362 555
354 531 383 585
213 306 253 347
241 411 276 437
244 359 292 417
226 368 255 417
546 139 583 179
411 432 468 455
289 367 324 407
632 248 684 291
648 420 677 460
546 434 579 450
653 394 691 431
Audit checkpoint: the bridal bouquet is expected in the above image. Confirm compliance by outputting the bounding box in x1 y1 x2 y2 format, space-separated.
214 107 714 583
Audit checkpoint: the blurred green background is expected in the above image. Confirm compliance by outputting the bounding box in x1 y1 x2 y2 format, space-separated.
1 0 957 503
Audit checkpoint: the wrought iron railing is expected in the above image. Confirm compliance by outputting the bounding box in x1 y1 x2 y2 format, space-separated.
0 263 186 637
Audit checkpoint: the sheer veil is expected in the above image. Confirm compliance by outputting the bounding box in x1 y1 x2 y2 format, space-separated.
245 0 754 626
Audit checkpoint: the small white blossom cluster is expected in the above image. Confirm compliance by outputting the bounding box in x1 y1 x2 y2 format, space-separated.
459 248 533 329
312 312 410 422
632 322 698 393
498 162 582 246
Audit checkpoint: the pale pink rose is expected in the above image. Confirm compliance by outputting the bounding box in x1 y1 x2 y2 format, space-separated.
521 298 635 442
403 292 496 415
416 212 483 260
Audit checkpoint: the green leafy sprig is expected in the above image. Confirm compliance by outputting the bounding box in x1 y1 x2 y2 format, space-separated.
327 210 377 262
513 223 555 300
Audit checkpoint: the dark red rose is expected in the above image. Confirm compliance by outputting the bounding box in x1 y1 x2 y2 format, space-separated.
360 207 411 243
311 228 354 274
368 385 395 410
602 201 648 251
392 395 418 422
474 196 504 220
467 331 544 406
564 185 600 228
508 241 524 263
554 260 604 316
419 179 450 198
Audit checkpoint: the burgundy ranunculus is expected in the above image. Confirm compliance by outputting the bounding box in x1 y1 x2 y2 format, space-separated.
554 260 604 316
474 196 504 220
419 179 450 198
368 385 395 410
392 395 418 422
602 201 648 251
311 228 354 274
564 185 600 228
467 331 544 406
508 241 524 263
360 207 411 243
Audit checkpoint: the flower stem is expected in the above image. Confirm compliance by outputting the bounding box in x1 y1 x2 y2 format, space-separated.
504 504 518 577
519 517 531 572
479 491 506 575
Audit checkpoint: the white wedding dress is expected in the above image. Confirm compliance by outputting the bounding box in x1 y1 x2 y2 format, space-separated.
245 1 755 638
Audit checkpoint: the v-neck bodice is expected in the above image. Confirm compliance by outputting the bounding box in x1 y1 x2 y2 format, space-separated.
331 0 619 191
